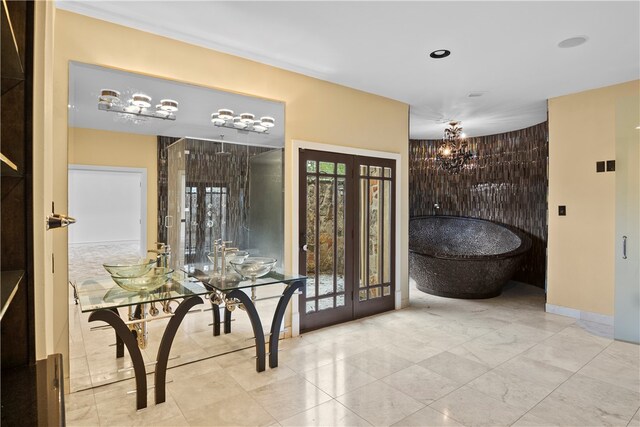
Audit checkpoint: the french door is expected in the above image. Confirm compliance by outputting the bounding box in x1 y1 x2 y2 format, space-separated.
299 149 395 332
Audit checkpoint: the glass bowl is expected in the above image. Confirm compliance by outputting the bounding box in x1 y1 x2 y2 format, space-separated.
225 250 250 265
207 250 250 266
111 267 174 292
103 259 156 278
230 257 277 280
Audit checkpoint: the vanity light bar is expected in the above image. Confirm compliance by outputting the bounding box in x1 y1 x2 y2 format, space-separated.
97 89 178 121
211 108 275 134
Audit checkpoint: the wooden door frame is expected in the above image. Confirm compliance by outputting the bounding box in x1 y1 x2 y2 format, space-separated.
291 140 402 336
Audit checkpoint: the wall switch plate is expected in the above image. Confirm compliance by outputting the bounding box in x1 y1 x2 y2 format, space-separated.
558 205 566 216
606 160 616 171
596 161 605 173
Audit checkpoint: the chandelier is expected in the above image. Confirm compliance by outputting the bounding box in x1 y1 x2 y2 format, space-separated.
98 89 178 121
211 108 275 134
436 121 474 173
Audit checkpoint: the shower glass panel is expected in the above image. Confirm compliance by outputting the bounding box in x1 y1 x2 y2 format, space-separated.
167 138 187 269
167 138 284 268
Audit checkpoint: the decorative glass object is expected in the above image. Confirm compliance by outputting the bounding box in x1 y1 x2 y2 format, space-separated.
110 267 174 292
103 259 156 278
230 257 276 281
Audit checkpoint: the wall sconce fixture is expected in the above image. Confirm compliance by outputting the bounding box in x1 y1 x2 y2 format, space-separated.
211 108 274 134
98 89 178 121
436 121 474 173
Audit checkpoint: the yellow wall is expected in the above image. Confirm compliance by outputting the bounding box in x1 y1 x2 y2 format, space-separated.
547 80 640 316
68 128 158 251
42 10 409 366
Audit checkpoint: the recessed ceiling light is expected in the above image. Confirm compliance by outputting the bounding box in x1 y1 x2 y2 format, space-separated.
558 36 588 48
429 49 451 59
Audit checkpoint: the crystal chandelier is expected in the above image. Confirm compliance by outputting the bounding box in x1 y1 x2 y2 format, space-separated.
436 121 474 173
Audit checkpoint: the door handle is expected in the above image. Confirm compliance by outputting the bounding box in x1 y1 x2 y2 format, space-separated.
623 235 627 259
301 244 314 252
46 213 76 230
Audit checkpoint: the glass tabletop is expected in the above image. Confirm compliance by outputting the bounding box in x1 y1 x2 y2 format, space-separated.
77 272 210 313
182 263 306 292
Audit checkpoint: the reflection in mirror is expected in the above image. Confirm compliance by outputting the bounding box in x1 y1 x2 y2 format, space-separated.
67 62 285 391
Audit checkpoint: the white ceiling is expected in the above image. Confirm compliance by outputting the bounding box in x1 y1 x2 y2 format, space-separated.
57 1 640 139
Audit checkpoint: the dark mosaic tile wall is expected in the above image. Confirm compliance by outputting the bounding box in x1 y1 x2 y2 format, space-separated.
409 121 548 287
157 136 279 263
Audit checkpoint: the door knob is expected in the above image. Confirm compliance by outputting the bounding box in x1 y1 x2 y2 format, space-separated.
46 213 76 230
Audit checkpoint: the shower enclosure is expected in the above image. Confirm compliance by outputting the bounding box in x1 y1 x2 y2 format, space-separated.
165 137 284 270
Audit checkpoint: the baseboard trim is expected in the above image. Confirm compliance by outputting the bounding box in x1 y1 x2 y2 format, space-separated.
545 303 614 326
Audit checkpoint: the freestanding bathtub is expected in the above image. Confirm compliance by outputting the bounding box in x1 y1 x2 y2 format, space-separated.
409 216 531 299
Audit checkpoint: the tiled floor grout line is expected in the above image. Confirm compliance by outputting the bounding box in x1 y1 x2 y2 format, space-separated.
628 407 640 427
508 332 614 426
418 322 576 426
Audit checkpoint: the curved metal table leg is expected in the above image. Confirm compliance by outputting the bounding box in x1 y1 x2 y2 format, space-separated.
211 302 221 336
224 307 232 334
155 296 203 404
227 289 266 372
88 309 147 410
108 308 124 358
269 280 305 368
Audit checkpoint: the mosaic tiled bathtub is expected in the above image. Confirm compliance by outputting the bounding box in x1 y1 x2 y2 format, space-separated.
409 216 531 299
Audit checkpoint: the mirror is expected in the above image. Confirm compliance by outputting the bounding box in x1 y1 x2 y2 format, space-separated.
67 62 285 391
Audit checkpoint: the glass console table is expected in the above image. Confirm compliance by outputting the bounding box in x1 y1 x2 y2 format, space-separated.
181 264 306 373
77 275 208 410
77 269 305 410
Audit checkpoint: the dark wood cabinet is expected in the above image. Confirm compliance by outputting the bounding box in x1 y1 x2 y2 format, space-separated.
1 1 64 424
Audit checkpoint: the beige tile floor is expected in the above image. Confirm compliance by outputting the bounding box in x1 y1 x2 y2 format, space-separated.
67 248 639 426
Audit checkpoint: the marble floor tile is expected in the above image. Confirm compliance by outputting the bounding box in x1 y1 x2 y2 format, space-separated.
94 391 184 426
467 368 558 411
65 280 638 426
378 336 444 364
381 364 459 405
278 342 337 373
430 386 526 427
418 351 490 385
168 370 245 412
336 380 425 426
493 356 573 388
184 391 276 426
248 375 333 421
579 347 640 393
392 406 462 426
520 340 604 372
525 374 640 426
301 359 377 398
343 348 414 379
279 400 371 427
510 411 558 426
65 389 99 427
316 337 375 361
225 359 298 391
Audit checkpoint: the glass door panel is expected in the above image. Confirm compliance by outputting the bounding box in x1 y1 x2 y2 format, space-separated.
300 151 353 330
354 156 395 318
299 150 395 330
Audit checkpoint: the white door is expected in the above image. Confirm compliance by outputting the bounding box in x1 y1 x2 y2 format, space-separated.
68 166 146 257
614 96 640 344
